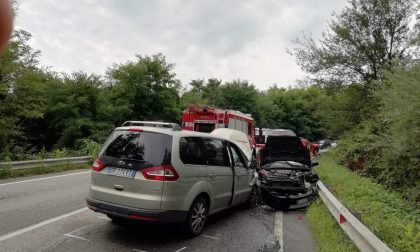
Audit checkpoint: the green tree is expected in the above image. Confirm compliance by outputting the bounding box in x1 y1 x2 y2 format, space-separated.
0 30 47 160
378 64 420 201
317 84 379 138
106 53 182 123
290 0 417 86
335 64 420 202
214 79 259 115
264 86 327 140
43 72 112 149
180 78 222 109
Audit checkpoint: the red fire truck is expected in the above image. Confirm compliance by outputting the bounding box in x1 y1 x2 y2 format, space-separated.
181 104 256 147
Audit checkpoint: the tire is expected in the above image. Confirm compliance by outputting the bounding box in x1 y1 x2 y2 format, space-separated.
183 197 208 237
246 186 260 208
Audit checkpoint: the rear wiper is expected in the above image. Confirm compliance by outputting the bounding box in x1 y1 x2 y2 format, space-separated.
119 158 151 164
270 151 289 154
118 157 144 162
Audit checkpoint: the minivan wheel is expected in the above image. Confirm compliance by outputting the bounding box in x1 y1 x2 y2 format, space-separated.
184 197 208 237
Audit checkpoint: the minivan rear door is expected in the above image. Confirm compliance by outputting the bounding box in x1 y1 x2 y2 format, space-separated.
91 130 172 210
228 143 252 205
203 138 234 211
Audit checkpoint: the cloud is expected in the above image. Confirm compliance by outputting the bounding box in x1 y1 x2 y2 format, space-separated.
15 0 347 90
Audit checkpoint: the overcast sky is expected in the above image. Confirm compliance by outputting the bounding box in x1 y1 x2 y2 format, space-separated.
15 0 347 90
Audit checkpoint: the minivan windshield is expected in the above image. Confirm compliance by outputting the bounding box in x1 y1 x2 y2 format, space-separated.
261 136 310 166
265 136 306 153
98 130 172 168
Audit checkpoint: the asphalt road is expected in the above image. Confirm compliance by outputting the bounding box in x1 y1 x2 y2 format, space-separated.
0 170 318 252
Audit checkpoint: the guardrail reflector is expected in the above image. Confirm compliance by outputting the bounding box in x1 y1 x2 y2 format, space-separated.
339 214 346 224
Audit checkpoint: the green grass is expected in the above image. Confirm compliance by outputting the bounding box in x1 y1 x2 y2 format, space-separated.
307 200 358 252
0 163 90 179
308 156 420 252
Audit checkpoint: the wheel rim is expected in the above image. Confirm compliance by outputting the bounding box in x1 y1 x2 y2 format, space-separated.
191 201 206 232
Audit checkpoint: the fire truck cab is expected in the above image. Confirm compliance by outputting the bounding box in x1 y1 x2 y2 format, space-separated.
181 104 256 148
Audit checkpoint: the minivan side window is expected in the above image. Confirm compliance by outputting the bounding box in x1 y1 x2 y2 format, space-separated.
204 138 230 167
229 144 247 168
179 137 206 165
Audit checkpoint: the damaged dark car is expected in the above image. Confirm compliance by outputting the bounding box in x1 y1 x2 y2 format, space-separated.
259 134 319 210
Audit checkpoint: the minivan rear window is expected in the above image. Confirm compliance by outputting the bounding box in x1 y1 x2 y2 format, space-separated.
99 131 172 168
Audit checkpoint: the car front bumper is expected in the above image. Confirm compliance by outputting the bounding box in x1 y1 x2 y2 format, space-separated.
260 186 316 210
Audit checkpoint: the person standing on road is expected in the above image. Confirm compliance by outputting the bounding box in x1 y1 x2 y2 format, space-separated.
0 0 13 53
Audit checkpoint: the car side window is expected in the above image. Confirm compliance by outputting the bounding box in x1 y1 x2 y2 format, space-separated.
204 138 230 167
179 137 206 165
229 144 247 168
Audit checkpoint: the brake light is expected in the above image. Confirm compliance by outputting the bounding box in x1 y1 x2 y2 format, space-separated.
92 159 106 172
141 165 179 181
128 128 143 132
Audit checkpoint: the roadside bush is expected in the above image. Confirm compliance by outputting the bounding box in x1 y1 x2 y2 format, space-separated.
333 119 386 173
333 65 420 203
314 157 420 252
0 158 12 178
50 148 70 158
376 65 420 202
76 138 102 158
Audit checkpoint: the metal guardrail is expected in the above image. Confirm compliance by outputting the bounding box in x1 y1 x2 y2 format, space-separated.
0 156 92 170
317 181 393 252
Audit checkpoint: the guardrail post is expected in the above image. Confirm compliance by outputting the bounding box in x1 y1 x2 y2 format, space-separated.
350 210 362 222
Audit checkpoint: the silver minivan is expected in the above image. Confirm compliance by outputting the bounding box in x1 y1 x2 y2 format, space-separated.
86 126 259 236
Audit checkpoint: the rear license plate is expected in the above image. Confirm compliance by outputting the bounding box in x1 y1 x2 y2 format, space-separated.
106 167 136 178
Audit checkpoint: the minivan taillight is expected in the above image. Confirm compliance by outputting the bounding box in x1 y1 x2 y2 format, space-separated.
92 159 106 172
141 165 179 181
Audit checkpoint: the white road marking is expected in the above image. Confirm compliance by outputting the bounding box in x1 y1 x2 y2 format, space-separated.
0 207 88 242
65 225 89 236
274 211 284 252
175 246 187 252
64 234 90 242
201 235 220 240
96 216 110 220
0 171 90 187
133 249 149 252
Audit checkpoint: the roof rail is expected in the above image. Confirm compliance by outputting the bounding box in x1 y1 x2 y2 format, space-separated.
122 121 181 131
267 129 296 136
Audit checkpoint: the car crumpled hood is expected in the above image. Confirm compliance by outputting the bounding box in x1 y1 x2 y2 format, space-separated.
260 136 311 167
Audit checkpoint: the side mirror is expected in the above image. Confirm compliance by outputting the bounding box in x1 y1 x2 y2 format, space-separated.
312 161 319 167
